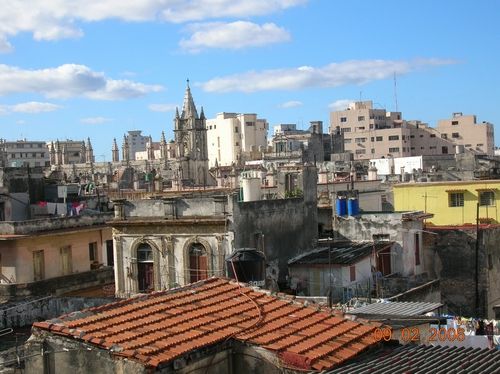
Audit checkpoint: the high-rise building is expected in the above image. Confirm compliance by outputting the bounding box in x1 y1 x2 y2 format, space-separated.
206 112 268 167
0 139 49 167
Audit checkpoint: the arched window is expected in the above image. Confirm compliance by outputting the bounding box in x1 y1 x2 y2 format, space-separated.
137 243 154 292
189 243 208 283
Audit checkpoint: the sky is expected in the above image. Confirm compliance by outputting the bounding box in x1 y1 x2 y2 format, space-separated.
0 0 499 161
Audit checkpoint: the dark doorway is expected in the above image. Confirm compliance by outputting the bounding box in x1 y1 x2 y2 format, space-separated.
137 243 154 292
189 243 208 283
106 240 114 267
377 248 392 275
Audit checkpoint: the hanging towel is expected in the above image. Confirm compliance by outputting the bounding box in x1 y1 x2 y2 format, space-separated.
56 203 67 216
47 203 57 215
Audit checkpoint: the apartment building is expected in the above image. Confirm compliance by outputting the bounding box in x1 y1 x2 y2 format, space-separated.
0 139 49 167
206 112 268 167
436 112 494 156
124 130 149 160
329 101 494 160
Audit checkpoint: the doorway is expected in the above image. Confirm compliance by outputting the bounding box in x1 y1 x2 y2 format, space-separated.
189 243 208 283
137 243 154 292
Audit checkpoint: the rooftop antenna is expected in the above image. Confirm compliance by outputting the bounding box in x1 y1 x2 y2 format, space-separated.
393 72 399 112
359 91 363 102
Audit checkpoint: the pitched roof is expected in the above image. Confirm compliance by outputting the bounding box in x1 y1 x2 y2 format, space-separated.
326 344 500 374
348 301 443 317
33 277 380 371
288 241 392 266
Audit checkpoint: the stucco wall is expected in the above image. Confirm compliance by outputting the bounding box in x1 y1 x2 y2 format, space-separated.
423 226 500 318
0 227 112 283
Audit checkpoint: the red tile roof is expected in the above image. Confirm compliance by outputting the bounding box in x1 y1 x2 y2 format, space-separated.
33 277 381 371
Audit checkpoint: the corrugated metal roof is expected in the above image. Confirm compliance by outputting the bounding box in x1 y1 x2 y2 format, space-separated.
288 241 393 266
326 344 500 374
348 301 443 316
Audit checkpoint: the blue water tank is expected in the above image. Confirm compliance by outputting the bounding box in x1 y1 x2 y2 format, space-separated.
348 198 359 216
335 197 347 216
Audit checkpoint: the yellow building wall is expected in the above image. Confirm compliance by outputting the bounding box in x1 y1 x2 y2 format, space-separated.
393 180 500 226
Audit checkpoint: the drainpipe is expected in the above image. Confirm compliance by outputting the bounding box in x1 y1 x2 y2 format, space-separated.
475 202 480 316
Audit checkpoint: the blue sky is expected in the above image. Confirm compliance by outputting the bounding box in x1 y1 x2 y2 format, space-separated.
0 0 498 161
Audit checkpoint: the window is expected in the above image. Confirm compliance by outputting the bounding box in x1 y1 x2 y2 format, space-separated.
341 127 351 133
479 191 495 206
452 133 460 138
355 149 366 154
371 137 375 142
442 146 448 154
235 142 239 146
449 192 464 207
410 135 415 138
452 120 459 125
33 250 45 281
430 134 436 138
246 122 254 126
465 144 472 147
234 127 239 133
389 147 400 153
477 143 484 147
60 246 73 275
350 265 356 282
376 136 383 141
357 127 365 130
89 242 98 262
415 233 420 266
430 146 436 150
371 148 375 154
358 116 365 121
344 139 352 144
388 135 399 141
340 117 347 123
441 134 448 139
355 138 366 143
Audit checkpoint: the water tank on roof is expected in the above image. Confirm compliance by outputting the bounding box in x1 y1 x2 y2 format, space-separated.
335 197 347 216
241 172 260 202
226 248 265 287
347 197 359 216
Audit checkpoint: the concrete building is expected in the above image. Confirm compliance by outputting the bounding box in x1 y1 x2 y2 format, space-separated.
329 101 489 160
0 213 114 297
393 180 500 225
436 112 494 156
269 121 331 163
123 130 148 161
206 112 268 168
0 139 50 167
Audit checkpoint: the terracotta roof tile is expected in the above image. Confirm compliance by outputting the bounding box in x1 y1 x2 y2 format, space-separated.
32 277 379 371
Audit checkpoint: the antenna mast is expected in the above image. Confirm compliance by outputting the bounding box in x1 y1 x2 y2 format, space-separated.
393 72 399 112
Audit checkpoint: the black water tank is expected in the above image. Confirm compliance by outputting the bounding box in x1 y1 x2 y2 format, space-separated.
226 248 265 287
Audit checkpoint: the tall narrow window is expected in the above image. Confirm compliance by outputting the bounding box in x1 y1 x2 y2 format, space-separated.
60 246 73 275
33 250 45 281
189 243 208 283
350 265 356 282
479 191 495 206
89 242 98 262
415 233 420 266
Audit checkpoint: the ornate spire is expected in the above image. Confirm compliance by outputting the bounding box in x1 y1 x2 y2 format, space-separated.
181 79 198 119
112 138 118 151
200 106 205 120
86 137 93 150
160 131 166 144
175 107 180 119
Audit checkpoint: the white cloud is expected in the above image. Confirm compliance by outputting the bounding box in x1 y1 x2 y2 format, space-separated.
279 100 302 108
0 64 163 100
80 116 114 124
11 101 62 113
199 58 456 93
0 0 306 51
328 99 353 111
180 21 290 52
0 101 62 114
148 103 178 112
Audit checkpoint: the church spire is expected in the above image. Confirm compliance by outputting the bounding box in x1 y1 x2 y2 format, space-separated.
199 106 205 120
181 78 198 119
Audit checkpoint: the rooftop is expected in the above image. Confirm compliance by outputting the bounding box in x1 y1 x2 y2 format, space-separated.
326 344 500 374
288 241 393 266
33 277 381 371
348 301 443 317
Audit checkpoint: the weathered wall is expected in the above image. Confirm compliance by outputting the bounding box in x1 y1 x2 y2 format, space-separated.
113 222 231 297
231 165 318 286
334 213 424 277
0 296 113 329
423 226 500 318
25 331 147 374
0 227 112 283
0 268 114 299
